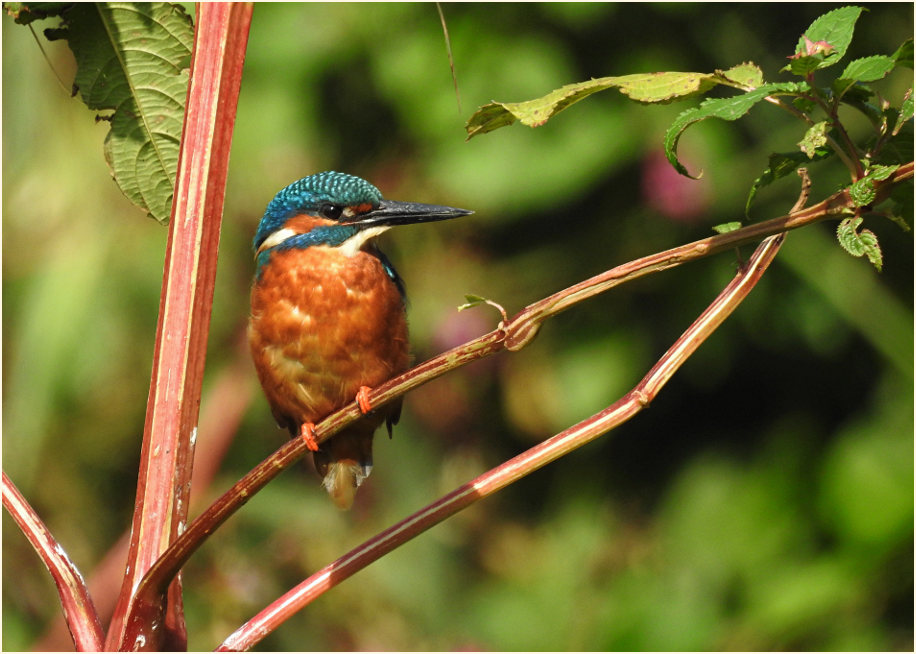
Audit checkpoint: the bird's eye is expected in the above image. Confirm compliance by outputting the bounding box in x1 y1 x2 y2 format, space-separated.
319 204 344 220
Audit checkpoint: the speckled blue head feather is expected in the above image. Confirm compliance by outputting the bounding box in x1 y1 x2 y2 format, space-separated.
253 171 383 251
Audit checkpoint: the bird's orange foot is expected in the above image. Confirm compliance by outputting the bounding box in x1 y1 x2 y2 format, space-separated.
300 422 320 452
356 386 373 414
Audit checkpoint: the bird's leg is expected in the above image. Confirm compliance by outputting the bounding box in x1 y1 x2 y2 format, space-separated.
356 386 373 414
299 422 320 452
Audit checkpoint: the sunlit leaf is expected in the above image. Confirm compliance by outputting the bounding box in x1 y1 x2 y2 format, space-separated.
717 62 765 88
798 121 829 158
849 164 900 206
792 6 865 71
838 55 896 83
617 71 719 102
836 216 883 271
834 54 897 96
466 72 719 139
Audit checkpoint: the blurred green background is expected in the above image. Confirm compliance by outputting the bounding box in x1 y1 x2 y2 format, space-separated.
3 3 913 651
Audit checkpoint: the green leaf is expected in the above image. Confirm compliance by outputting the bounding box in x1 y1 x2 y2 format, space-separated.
458 294 489 311
859 228 883 271
892 38 914 69
795 6 865 70
745 149 833 216
717 62 765 89
798 121 829 158
849 179 878 206
52 3 194 223
849 164 900 206
465 71 719 139
617 71 720 103
866 164 900 182
836 216 883 271
664 82 804 177
784 49 831 77
897 89 913 126
833 54 897 98
838 55 897 83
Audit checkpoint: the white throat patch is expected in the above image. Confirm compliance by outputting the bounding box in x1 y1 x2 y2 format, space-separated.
337 225 391 257
256 227 297 255
257 225 390 258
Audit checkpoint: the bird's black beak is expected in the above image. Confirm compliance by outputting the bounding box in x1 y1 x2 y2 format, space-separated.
344 199 473 228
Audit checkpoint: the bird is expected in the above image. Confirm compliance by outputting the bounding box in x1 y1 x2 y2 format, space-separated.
248 171 473 509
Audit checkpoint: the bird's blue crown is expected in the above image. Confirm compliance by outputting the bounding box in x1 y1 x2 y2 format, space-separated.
253 171 383 252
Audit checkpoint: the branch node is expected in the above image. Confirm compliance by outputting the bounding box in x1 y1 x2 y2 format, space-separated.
791 167 813 213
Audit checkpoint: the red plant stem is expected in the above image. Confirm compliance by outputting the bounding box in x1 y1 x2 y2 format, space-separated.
106 4 253 651
2 472 104 652
33 351 255 652
219 233 786 650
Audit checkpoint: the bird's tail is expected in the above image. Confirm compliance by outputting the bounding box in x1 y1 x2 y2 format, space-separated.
312 427 374 510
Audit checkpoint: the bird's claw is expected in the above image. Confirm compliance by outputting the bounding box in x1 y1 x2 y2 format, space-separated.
300 422 320 452
356 386 373 414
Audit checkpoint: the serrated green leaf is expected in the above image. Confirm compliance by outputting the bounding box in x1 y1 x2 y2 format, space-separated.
849 164 900 206
899 90 914 124
836 216 864 255
664 82 804 177
617 71 719 103
849 177 878 206
866 163 899 182
834 54 897 98
838 55 897 83
54 3 194 223
795 6 865 70
718 62 765 89
466 71 719 139
859 228 883 271
838 217 884 270
798 121 829 158
892 38 913 69
745 149 833 216
712 221 742 234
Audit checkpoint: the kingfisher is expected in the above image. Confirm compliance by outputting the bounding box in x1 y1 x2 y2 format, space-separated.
248 171 473 509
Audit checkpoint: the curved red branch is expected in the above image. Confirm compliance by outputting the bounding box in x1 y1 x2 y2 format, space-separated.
2 472 104 652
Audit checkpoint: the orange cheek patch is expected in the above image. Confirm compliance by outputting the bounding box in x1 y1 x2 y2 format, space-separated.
351 203 374 215
284 214 333 232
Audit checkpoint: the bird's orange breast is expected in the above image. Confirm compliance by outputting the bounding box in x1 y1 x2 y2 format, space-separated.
248 244 409 433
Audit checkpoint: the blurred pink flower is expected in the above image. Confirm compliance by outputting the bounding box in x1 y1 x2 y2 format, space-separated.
641 149 711 223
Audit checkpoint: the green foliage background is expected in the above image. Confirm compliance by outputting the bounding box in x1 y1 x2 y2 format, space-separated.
3 3 913 651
